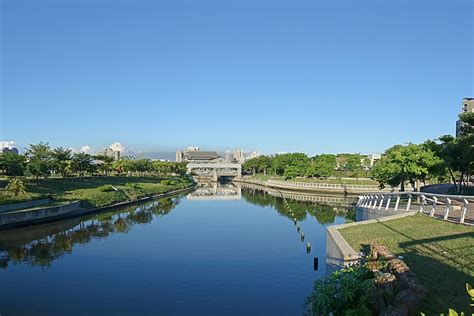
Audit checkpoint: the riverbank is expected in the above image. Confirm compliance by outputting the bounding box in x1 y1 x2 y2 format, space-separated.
250 174 379 185
0 176 194 209
338 214 474 314
234 176 403 194
0 176 196 229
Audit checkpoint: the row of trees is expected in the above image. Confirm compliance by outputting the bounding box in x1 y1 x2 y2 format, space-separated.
0 142 187 180
243 153 371 181
373 112 473 192
243 113 473 192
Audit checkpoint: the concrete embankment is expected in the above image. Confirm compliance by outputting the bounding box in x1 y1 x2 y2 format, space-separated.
0 184 197 230
234 177 400 195
0 198 52 213
326 211 418 273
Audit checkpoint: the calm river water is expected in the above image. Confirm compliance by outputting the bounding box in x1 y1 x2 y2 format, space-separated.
0 183 355 316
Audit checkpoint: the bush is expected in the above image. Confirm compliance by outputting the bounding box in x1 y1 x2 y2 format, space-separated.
305 264 376 315
125 183 140 189
98 185 115 192
160 180 177 186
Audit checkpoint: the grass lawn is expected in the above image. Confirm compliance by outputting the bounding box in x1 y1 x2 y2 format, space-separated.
0 176 193 209
251 174 379 185
339 214 474 314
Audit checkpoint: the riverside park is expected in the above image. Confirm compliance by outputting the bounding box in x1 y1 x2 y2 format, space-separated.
1 1 473 315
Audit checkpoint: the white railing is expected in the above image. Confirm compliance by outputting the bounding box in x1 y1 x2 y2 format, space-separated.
240 176 412 191
356 192 473 225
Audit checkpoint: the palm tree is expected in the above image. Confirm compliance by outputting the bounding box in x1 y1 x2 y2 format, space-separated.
51 147 72 178
95 155 114 176
26 142 53 182
5 178 26 196
72 153 94 177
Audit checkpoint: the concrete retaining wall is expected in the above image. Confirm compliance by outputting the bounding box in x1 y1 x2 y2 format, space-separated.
0 184 197 230
0 198 52 213
326 210 418 274
0 201 80 227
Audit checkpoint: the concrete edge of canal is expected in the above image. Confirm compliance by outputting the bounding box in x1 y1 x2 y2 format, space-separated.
0 183 198 230
325 210 418 273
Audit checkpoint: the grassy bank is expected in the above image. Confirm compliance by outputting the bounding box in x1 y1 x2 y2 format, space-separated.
339 214 474 314
0 176 193 209
250 174 379 185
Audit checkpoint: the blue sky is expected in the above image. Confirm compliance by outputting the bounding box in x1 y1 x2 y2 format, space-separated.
1 0 473 155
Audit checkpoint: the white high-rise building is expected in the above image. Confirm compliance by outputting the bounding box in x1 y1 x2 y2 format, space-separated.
456 97 474 137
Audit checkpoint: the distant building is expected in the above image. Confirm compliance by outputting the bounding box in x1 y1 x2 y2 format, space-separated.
2 147 19 155
176 147 220 163
366 153 381 167
97 147 121 160
223 151 233 162
176 151 184 162
232 149 244 163
456 97 474 137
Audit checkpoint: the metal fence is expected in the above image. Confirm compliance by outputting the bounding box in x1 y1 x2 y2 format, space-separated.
356 192 474 225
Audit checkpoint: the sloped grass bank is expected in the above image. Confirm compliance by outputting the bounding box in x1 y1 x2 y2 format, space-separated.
339 214 474 314
0 176 193 209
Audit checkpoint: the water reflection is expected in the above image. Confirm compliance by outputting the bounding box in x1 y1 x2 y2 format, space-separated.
0 197 181 269
240 185 356 224
187 182 241 200
0 182 356 270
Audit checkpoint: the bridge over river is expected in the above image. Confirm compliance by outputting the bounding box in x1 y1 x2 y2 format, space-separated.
187 162 241 181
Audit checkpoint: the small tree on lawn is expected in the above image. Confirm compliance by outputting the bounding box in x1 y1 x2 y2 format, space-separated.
6 178 26 197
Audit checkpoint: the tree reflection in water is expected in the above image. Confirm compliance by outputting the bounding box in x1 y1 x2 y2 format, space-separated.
0 188 355 270
0 196 181 269
241 187 356 224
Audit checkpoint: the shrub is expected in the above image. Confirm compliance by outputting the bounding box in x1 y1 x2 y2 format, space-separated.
125 183 140 189
98 185 115 192
160 180 177 186
305 264 376 315
5 178 27 197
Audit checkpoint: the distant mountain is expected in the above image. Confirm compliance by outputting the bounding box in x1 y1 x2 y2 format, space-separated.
142 152 176 161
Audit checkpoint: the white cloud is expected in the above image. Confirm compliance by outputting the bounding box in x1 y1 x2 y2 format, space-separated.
109 142 126 152
70 146 94 154
79 145 94 154
0 141 16 151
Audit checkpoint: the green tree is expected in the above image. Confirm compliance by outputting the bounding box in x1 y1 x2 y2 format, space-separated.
0 153 26 176
335 154 348 179
307 154 336 179
26 142 53 181
72 153 94 177
457 112 474 138
243 157 259 175
274 153 309 178
345 154 363 182
51 147 72 178
5 177 26 196
112 158 133 175
132 159 153 175
372 143 440 191
95 155 114 176
361 156 371 177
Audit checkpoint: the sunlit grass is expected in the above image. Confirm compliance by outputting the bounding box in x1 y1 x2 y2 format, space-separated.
0 176 192 208
339 214 474 314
